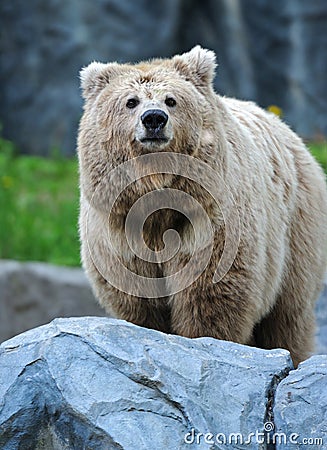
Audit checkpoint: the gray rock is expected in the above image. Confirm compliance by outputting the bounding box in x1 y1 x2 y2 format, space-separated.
0 317 293 449
273 355 327 450
0 1 326 156
0 0 180 156
315 276 327 355
239 0 327 139
0 260 103 343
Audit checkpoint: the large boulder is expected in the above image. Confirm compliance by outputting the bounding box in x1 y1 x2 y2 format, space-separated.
274 355 327 450
0 317 293 449
0 260 103 343
315 275 327 355
0 0 326 155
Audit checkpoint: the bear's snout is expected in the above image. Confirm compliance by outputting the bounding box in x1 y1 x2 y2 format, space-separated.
141 109 168 132
137 108 172 146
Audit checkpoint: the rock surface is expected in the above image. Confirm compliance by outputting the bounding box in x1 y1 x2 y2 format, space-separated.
0 260 103 343
0 317 293 450
274 355 327 450
0 0 326 155
315 276 327 355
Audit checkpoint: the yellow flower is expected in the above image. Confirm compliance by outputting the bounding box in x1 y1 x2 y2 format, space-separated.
267 105 283 117
1 175 14 189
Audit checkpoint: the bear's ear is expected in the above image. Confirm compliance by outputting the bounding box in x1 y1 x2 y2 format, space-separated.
79 62 123 100
172 46 217 90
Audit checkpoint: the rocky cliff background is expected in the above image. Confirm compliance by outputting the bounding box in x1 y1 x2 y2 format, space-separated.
0 0 326 156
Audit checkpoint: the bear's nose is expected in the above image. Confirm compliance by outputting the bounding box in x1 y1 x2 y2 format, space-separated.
141 109 168 131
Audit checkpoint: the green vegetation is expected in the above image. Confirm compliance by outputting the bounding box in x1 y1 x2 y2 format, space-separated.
0 138 326 267
308 141 327 174
0 139 80 266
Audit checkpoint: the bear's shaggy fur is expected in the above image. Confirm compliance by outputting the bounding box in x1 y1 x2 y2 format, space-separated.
78 46 327 367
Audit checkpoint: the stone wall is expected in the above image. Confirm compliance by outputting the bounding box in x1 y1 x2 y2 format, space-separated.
0 0 326 156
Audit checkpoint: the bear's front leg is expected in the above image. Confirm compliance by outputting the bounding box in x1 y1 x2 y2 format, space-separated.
81 238 172 333
169 264 259 345
88 258 172 333
109 291 172 334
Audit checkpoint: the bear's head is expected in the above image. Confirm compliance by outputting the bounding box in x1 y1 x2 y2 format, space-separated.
79 46 217 159
78 47 222 213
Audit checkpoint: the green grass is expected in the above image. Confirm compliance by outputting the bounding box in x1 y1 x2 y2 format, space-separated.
308 142 327 174
0 139 80 266
0 138 326 267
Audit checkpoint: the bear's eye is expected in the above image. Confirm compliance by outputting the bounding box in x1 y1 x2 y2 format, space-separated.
165 97 177 107
126 98 139 109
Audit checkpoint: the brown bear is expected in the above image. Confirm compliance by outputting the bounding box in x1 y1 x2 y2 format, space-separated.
78 46 327 367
